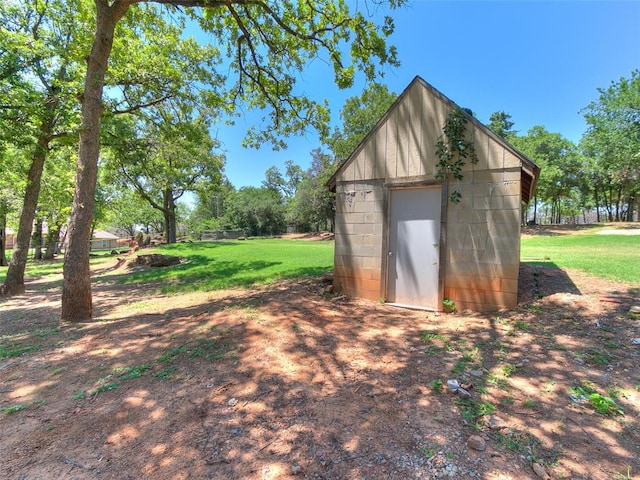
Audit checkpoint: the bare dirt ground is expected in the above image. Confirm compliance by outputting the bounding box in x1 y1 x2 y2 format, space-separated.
1 228 639 480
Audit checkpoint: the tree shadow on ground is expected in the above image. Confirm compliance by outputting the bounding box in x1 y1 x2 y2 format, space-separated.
518 262 581 304
1 264 639 479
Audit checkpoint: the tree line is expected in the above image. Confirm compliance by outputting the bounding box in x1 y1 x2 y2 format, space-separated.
490 70 639 225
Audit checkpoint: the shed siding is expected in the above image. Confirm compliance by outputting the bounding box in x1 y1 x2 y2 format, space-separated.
334 180 385 301
332 78 532 312
443 168 522 311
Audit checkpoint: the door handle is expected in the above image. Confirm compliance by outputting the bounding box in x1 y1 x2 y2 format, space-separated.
388 251 394 256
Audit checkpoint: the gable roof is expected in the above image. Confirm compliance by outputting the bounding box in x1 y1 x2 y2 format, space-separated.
328 76 540 204
92 230 120 240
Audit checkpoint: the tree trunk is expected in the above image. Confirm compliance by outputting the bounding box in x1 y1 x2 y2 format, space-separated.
44 225 61 260
0 212 7 267
163 189 177 244
614 187 622 222
1 113 55 294
61 1 128 321
604 185 613 222
33 218 43 260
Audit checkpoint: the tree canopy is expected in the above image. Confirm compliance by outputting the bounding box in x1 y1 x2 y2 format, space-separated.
103 103 224 243
580 70 640 221
325 82 397 161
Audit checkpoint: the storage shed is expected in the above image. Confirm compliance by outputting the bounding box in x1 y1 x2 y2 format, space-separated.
328 76 540 312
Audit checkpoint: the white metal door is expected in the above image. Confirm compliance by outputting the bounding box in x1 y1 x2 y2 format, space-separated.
387 187 441 308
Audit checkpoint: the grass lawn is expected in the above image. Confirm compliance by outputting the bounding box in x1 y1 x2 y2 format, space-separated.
1 240 333 292
118 239 334 294
2 231 637 290
0 255 113 283
521 233 640 284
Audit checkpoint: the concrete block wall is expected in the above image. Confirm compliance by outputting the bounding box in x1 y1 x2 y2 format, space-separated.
333 180 385 301
443 167 522 311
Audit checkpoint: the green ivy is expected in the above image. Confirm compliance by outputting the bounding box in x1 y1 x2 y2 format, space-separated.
435 108 478 203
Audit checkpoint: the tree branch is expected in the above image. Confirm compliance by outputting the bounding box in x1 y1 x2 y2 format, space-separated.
111 95 173 115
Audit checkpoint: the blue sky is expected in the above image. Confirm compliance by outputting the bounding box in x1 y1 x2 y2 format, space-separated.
200 1 640 189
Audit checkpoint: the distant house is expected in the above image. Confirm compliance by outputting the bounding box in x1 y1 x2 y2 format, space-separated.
90 230 120 250
328 76 540 312
4 228 121 252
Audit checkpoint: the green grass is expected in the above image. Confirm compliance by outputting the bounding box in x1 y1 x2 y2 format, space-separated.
0 255 113 283
569 384 624 415
1 403 29 414
119 239 334 294
0 343 39 358
521 233 639 284
4 230 634 295
0 328 59 360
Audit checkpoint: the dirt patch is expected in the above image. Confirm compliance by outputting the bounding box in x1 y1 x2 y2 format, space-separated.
280 232 335 241
522 222 640 237
1 257 639 479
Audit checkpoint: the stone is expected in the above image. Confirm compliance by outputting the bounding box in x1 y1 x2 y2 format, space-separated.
532 462 550 479
486 414 508 430
630 305 640 315
470 370 483 377
227 398 238 407
447 379 460 392
447 378 471 397
457 386 471 397
467 435 486 451
290 465 301 475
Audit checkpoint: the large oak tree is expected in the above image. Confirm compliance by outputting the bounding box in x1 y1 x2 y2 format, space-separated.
62 0 404 321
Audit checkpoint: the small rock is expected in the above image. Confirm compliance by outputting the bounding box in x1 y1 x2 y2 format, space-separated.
631 338 640 345
486 415 508 430
457 386 471 397
290 465 301 475
470 370 483 377
447 378 471 397
227 398 238 407
532 462 550 479
467 435 486 451
629 305 640 315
